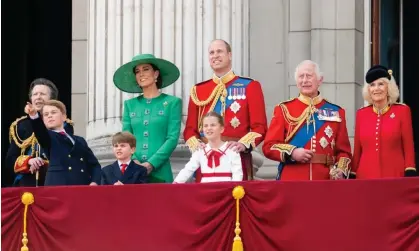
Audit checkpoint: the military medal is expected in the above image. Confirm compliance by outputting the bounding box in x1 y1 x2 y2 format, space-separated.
232 88 236 100
230 117 241 128
236 88 242 100
241 88 246 99
324 125 333 138
319 137 329 149
230 101 241 114
228 89 233 100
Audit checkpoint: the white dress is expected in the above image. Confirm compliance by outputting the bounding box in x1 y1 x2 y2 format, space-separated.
174 142 243 183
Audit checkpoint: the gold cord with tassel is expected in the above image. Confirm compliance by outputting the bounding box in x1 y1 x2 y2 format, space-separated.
21 192 34 251
232 185 245 251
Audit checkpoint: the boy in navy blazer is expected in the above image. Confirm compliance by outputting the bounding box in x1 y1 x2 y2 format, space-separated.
25 100 101 186
101 132 148 185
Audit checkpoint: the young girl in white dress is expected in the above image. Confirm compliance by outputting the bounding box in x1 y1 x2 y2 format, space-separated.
174 112 243 183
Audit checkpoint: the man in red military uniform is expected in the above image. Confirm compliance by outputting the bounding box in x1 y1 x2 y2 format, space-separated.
263 60 352 180
184 39 267 180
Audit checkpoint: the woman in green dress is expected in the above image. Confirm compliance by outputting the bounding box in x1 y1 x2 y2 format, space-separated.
113 54 182 183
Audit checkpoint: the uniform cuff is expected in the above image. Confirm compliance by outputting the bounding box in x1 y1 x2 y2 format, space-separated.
185 136 201 153
238 132 262 149
270 144 297 162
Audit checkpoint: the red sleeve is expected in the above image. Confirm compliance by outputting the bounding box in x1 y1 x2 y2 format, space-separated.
246 81 268 146
262 105 294 162
183 96 200 142
334 109 353 164
352 110 362 173
401 105 415 169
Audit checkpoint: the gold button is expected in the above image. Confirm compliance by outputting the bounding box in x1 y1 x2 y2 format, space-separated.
312 136 316 139
81 169 84 172
312 149 316 153
68 166 72 171
68 154 71 158
80 158 83 161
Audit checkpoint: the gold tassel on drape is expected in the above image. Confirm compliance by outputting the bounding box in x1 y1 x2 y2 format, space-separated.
232 185 245 251
21 192 34 251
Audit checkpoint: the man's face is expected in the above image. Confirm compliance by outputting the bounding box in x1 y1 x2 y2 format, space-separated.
42 105 66 130
208 40 232 73
31 85 51 111
296 63 322 97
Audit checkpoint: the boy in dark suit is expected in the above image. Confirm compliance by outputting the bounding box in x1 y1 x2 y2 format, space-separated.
25 100 101 186
101 132 148 185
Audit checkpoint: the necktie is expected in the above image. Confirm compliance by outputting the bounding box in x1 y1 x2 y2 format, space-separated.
120 164 128 174
207 151 223 168
59 131 66 136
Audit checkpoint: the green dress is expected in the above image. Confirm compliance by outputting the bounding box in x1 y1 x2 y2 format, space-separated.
122 93 182 183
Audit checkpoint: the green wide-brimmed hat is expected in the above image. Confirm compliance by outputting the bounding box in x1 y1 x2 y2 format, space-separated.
113 54 180 93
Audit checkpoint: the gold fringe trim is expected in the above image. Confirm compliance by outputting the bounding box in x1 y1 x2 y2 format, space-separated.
21 192 34 251
238 132 262 149
232 185 245 251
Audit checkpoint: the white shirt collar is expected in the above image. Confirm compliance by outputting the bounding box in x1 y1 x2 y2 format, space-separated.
117 160 131 170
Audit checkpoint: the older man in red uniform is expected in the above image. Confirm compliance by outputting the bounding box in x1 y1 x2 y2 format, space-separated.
263 60 352 180
184 39 267 180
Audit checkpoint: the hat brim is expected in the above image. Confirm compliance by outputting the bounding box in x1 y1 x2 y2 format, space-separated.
113 58 180 93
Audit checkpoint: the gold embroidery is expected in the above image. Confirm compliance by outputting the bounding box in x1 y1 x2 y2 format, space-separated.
238 132 262 148
270 144 296 161
185 136 201 153
373 104 391 115
14 155 31 173
298 94 323 106
336 157 351 175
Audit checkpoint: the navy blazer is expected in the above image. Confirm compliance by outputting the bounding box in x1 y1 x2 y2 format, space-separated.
30 114 101 186
101 161 148 185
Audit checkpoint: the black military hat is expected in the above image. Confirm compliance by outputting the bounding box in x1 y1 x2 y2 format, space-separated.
365 65 392 84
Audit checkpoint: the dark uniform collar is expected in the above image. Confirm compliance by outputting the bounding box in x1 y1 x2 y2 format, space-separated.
298 93 323 106
212 70 236 84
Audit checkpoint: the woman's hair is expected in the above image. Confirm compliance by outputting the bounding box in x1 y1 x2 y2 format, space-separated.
28 78 59 100
132 64 163 89
362 75 400 105
202 111 224 127
112 131 136 148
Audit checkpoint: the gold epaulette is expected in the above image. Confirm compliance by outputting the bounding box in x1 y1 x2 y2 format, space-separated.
65 118 74 125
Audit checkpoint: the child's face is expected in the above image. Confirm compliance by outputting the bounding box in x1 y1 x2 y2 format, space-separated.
42 105 67 130
203 116 224 140
113 142 135 161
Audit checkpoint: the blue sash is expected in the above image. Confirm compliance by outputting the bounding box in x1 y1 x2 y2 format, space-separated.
276 101 339 180
199 77 252 137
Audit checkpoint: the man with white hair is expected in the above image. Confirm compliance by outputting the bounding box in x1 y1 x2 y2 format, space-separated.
263 60 353 180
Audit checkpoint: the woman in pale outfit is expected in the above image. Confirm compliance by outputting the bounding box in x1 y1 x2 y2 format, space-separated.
113 54 182 183
352 65 416 179
174 112 243 183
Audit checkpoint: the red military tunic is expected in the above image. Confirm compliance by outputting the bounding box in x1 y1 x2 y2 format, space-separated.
263 94 352 180
184 71 268 179
352 104 416 178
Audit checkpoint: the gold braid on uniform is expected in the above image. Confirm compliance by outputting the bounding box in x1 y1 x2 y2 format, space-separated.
185 136 201 153
279 104 312 142
9 116 35 150
336 157 351 177
190 84 227 131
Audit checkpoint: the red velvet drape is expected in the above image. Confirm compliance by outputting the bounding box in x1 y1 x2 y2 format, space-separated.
2 179 419 251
